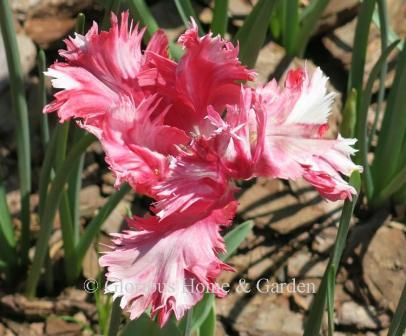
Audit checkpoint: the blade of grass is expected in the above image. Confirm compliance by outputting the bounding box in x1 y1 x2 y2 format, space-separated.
388 284 406 336
281 0 299 54
220 220 253 261
368 0 389 151
67 140 84 244
75 183 131 277
0 0 32 267
355 40 399 200
52 122 79 283
234 0 277 68
212 0 229 37
340 88 357 138
199 303 216 336
174 0 204 34
326 264 336 336
25 134 96 298
0 168 17 267
68 14 86 245
37 50 49 147
38 126 60 218
304 172 361 336
293 0 330 56
371 41 406 201
179 294 214 333
348 0 376 105
373 165 406 205
128 0 183 59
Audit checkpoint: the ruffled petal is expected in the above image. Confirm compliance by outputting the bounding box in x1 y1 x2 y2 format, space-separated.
98 96 188 195
165 20 255 132
99 202 237 326
153 137 237 219
253 67 361 199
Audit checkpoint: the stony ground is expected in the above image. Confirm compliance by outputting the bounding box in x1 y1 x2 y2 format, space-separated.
0 0 405 335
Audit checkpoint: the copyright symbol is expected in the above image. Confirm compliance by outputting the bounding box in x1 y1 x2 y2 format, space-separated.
84 278 99 293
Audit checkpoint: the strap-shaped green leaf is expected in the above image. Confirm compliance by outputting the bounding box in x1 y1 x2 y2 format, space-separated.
0 0 32 267
234 0 277 67
174 0 204 34
355 40 399 200
220 220 254 261
212 0 229 37
199 302 216 336
371 41 406 204
304 172 361 336
26 134 96 297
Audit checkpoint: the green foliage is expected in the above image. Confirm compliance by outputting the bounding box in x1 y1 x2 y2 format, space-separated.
212 0 229 37
174 0 204 34
304 172 361 335
234 0 277 67
0 0 31 267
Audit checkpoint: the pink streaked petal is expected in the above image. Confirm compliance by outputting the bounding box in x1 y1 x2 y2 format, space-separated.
153 139 237 219
145 29 170 59
99 203 237 326
62 12 145 84
44 63 118 122
162 20 255 131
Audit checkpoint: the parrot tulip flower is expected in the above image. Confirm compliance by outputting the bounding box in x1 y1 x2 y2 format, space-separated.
45 12 362 326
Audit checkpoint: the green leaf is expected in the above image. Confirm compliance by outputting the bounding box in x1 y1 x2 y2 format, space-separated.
0 0 32 267
122 313 181 336
281 0 299 54
25 134 96 298
374 165 406 205
368 0 389 152
349 0 376 104
179 294 215 333
355 40 399 200
199 303 216 336
128 0 183 59
174 0 204 34
326 264 336 336
340 88 357 138
37 49 49 148
212 0 229 37
304 172 361 336
371 41 406 204
220 220 253 261
388 284 406 336
293 0 330 56
0 168 17 267
234 0 277 67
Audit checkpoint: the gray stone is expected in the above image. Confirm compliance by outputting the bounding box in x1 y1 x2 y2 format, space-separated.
0 33 36 91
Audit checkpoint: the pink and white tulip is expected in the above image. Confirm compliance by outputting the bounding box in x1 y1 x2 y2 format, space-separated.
45 13 362 325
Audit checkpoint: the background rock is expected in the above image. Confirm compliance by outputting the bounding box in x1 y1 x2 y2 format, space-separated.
362 223 406 313
0 33 36 91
